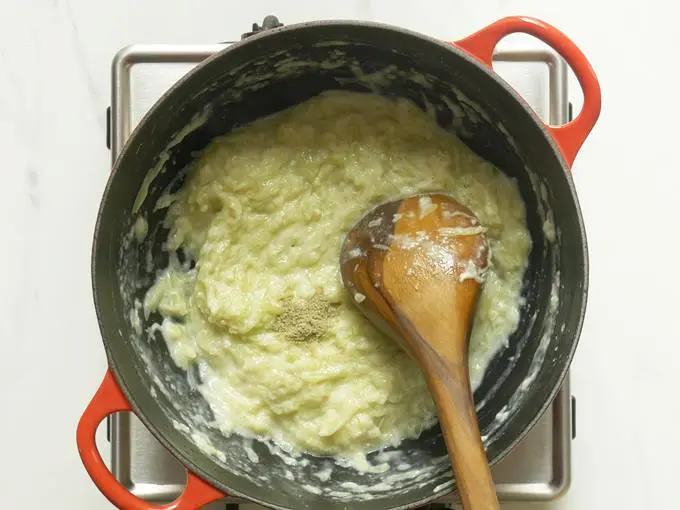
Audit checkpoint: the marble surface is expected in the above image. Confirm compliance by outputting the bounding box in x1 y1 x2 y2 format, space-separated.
0 0 677 509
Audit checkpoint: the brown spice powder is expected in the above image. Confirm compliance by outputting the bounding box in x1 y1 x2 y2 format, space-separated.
272 297 339 342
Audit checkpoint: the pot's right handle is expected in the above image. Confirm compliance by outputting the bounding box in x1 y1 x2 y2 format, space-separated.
454 16 601 169
77 371 225 509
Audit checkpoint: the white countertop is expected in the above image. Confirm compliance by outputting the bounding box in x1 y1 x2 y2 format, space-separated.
0 1 677 509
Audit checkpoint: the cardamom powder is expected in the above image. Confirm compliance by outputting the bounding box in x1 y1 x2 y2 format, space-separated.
272 297 339 342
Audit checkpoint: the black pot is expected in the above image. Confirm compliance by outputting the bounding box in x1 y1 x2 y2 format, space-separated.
78 16 600 510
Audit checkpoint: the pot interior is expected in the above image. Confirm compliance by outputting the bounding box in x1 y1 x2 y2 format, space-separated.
94 21 586 510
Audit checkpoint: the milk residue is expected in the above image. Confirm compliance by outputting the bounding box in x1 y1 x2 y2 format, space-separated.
132 106 211 214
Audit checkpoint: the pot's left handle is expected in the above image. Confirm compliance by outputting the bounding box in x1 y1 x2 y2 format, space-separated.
77 371 225 510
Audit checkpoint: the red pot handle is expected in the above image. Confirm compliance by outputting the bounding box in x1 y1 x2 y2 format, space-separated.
454 16 601 168
77 371 225 510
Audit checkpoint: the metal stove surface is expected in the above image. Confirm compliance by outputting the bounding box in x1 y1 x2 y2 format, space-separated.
106 38 575 509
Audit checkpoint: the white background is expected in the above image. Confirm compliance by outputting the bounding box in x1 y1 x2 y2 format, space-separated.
0 0 676 509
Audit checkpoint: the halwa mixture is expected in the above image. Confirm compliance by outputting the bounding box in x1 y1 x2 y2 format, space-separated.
144 91 531 457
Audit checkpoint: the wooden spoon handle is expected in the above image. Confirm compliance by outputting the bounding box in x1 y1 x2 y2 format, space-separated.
422 349 499 510
388 300 499 510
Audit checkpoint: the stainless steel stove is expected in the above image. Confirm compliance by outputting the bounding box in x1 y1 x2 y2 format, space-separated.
106 28 575 508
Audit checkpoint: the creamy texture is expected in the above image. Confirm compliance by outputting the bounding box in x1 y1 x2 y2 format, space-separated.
144 91 531 459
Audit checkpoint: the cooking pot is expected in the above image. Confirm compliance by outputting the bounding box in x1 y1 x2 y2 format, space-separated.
77 15 600 510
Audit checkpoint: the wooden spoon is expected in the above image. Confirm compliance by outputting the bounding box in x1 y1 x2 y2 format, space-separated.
340 192 499 510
